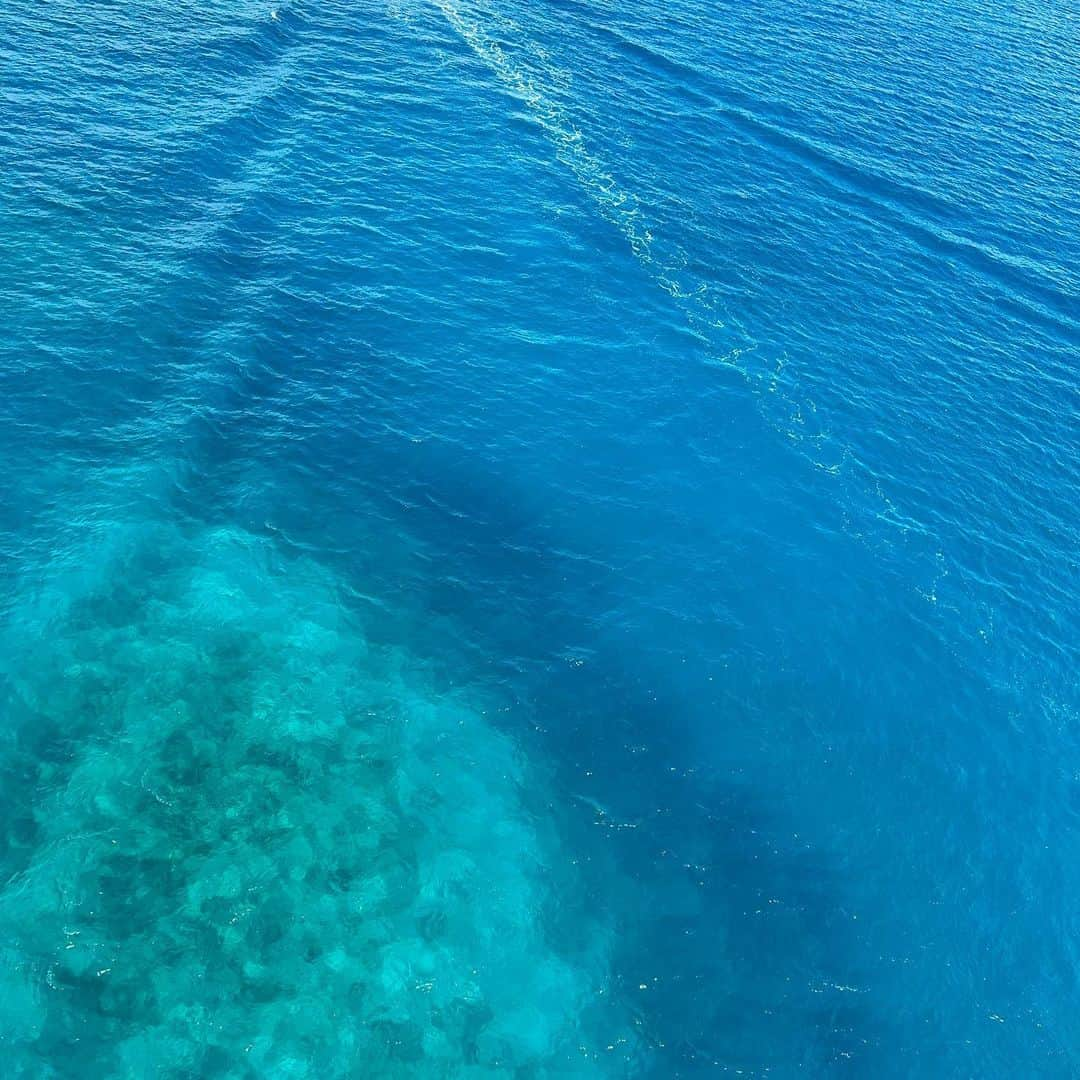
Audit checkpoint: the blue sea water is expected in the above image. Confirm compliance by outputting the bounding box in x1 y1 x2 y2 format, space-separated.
1 0 1077 1074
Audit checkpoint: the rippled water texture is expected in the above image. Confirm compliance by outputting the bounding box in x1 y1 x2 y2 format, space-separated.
1 0 1077 1075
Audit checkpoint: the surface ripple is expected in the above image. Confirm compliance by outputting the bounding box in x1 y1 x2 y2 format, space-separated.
0 0 1077 1075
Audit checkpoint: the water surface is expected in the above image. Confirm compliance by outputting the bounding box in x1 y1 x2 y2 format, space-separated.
1 0 1078 1074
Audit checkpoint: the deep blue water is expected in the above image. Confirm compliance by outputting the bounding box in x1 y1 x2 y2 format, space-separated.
1 0 1078 1074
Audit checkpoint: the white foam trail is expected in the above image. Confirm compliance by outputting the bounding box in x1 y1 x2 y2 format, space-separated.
429 0 657 260
419 0 961 618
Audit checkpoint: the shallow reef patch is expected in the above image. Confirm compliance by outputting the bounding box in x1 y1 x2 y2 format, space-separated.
0 523 638 1077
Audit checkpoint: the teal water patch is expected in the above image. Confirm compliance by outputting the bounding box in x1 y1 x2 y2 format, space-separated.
0 521 638 1077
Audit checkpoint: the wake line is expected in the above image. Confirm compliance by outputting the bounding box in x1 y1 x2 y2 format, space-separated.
423 0 966 623
425 0 856 446
428 0 657 262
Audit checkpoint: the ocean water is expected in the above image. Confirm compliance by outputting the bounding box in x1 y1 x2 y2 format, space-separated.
0 0 1077 1074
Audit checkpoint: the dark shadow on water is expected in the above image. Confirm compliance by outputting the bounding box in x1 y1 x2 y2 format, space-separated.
176 405 902 1076
4 118 912 1069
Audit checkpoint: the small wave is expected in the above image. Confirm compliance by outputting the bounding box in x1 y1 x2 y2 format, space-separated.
589 20 1079 335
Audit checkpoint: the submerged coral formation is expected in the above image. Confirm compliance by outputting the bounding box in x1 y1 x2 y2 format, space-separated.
0 524 634 1077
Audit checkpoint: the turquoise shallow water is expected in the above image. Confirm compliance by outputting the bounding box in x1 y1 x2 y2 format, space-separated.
1 518 627 1075
1 0 1078 1075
